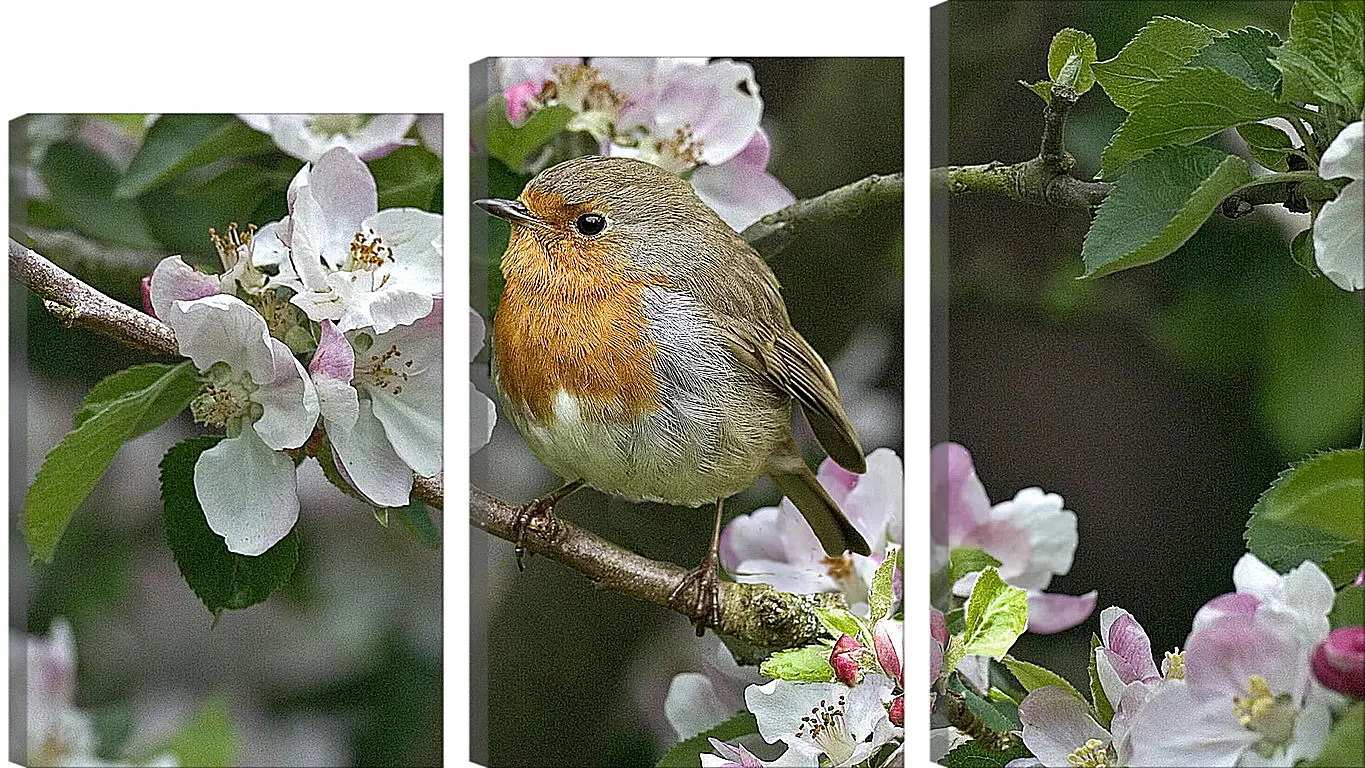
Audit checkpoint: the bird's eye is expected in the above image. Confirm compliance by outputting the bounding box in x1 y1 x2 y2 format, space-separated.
575 213 607 236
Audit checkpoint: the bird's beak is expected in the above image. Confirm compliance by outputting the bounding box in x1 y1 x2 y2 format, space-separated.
474 198 543 228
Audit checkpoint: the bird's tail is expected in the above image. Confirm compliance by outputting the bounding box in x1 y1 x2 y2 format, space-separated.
771 466 872 557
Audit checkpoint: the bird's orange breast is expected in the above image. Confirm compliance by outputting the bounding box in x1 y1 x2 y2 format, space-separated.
494 224 666 423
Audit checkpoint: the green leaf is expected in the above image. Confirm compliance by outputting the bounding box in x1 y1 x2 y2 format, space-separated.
951 546 1003 584
1082 146 1254 278
1272 0 1365 112
393 502 442 549
963 685 1021 730
26 362 199 562
1243 518 1351 577
869 546 899 620
1309 701 1364 768
1245 449 1364 586
1088 633 1115 729
1048 29 1098 94
73 363 191 428
485 97 575 172
1001 655 1086 702
1101 67 1296 176
1188 28 1284 95
142 694 235 767
1019 79 1054 104
137 165 275 260
1093 15 1219 111
117 114 275 198
962 567 1028 658
39 141 159 249
814 606 866 641
942 740 1032 768
161 436 300 614
1237 123 1297 172
369 145 443 210
655 711 757 768
1330 584 1364 629
759 644 835 683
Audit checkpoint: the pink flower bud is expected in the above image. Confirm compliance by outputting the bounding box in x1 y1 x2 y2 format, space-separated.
875 619 903 682
830 633 863 686
930 609 948 648
1355 570 1364 587
141 275 156 318
888 694 904 726
1312 626 1365 698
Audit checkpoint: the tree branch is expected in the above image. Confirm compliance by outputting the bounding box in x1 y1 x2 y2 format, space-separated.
742 172 904 258
11 237 179 357
929 83 1323 216
10 237 442 510
470 485 848 649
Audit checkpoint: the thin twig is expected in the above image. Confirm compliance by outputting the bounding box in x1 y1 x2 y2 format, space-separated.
471 485 848 649
742 172 904 258
10 237 443 510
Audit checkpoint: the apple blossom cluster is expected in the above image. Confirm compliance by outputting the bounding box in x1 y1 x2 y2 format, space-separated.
928 443 1363 767
999 555 1350 767
20 619 177 767
148 146 442 556
660 449 905 767
492 57 796 230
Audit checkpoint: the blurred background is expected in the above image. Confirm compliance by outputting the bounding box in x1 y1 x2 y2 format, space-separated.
10 114 443 766
939 1 1362 687
469 58 904 766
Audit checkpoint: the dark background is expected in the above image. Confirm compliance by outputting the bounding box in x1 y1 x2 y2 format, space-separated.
940 0 1362 686
470 58 905 766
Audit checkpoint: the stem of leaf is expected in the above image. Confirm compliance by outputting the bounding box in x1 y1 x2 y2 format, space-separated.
1288 116 1321 166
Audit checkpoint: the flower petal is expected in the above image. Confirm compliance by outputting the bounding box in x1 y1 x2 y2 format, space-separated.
364 207 444 295
194 428 299 555
329 397 413 507
165 294 274 378
291 147 378 271
1315 121 1363 291
691 129 795 230
149 256 221 321
310 320 355 382
1026 590 1097 634
1017 686 1111 767
931 442 992 545
366 301 443 476
252 337 319 450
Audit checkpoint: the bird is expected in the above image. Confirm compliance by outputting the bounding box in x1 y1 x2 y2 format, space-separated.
475 155 870 630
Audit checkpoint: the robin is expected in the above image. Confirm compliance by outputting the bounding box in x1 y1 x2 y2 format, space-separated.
476 155 871 630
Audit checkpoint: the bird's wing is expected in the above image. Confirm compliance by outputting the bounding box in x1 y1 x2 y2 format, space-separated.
681 236 867 474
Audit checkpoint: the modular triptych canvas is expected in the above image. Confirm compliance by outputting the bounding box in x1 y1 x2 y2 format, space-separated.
6 3 1364 765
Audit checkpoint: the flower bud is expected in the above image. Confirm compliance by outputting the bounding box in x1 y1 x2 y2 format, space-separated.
888 694 904 726
875 619 903 682
930 609 948 648
1312 627 1365 698
830 634 863 686
140 275 156 319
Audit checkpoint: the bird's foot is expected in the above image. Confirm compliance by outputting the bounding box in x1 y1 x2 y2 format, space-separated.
668 549 723 636
511 497 560 571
